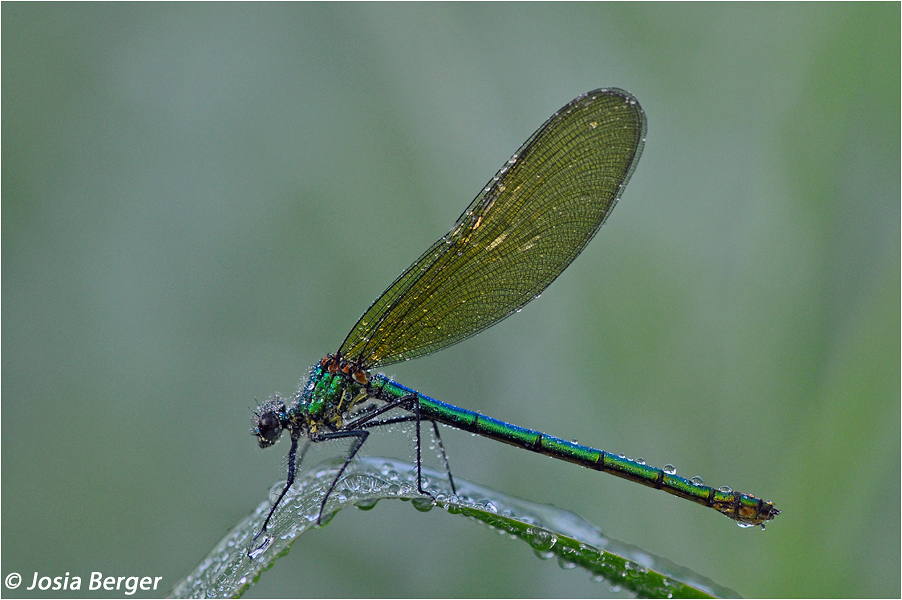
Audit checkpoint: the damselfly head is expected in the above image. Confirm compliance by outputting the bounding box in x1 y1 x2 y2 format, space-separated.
252 394 287 448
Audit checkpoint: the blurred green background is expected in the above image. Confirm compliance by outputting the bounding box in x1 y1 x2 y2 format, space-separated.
3 3 899 598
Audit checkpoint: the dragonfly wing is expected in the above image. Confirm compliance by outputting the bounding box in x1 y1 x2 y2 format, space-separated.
340 88 646 369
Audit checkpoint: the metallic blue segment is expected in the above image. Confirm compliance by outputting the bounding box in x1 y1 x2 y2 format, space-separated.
374 375 478 429
374 375 546 449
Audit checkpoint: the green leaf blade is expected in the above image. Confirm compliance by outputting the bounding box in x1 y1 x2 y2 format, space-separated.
170 457 737 599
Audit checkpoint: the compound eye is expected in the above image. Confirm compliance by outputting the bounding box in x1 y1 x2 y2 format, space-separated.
253 396 286 448
255 412 283 447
